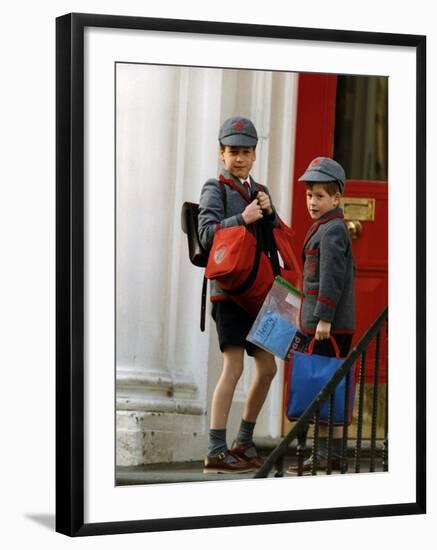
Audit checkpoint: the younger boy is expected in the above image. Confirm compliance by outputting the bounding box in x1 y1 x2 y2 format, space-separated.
198 116 278 474
288 156 355 473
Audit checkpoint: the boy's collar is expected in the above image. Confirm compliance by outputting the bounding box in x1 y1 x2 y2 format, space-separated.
238 176 253 188
221 168 252 185
315 206 344 223
304 207 344 250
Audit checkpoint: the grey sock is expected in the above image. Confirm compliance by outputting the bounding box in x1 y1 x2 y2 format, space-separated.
236 419 256 444
317 437 342 459
207 429 228 457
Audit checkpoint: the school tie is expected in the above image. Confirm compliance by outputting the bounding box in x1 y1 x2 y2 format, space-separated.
243 180 250 193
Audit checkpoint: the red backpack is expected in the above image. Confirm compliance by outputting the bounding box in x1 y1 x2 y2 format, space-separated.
181 176 302 329
205 218 301 317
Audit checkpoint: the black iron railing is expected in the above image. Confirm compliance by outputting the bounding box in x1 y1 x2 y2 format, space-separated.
254 306 388 478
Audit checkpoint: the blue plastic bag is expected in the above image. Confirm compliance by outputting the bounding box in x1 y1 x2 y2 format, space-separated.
250 309 298 359
287 338 355 425
246 276 304 359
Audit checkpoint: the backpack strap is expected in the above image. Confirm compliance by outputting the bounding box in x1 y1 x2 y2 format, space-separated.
200 181 227 332
253 183 281 276
219 174 251 203
200 275 208 332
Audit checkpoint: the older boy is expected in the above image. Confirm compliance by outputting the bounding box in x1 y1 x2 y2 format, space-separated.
198 116 278 474
288 156 355 473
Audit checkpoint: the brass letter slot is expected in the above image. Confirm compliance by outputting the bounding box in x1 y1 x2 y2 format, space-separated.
341 198 375 221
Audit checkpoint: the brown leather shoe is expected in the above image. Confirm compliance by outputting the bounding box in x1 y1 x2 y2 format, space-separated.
203 451 257 474
230 440 263 468
286 455 342 475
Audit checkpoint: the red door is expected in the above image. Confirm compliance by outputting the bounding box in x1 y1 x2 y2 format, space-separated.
283 73 388 433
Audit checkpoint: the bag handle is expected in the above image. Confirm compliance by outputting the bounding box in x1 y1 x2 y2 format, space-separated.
308 336 340 358
200 276 207 332
198 182 227 332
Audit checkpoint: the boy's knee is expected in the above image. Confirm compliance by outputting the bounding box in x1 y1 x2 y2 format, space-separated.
226 364 244 384
265 361 278 381
222 347 244 381
254 351 277 380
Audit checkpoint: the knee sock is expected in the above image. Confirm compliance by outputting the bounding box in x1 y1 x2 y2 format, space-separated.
317 437 343 459
207 428 228 456
235 419 256 444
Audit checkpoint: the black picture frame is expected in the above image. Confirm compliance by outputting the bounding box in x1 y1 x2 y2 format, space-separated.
56 12 426 537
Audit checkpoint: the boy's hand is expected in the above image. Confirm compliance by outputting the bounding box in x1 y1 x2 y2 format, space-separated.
315 319 331 340
257 191 273 215
242 199 264 225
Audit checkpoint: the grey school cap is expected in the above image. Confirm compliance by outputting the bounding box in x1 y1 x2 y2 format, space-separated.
298 157 346 193
218 116 258 147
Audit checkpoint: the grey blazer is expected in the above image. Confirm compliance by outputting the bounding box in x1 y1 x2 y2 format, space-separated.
300 208 356 334
198 168 279 302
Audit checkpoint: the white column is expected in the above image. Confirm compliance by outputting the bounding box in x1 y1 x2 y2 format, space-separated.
166 67 224 406
116 64 225 465
267 71 299 223
116 64 177 373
